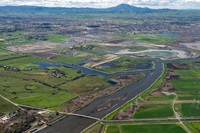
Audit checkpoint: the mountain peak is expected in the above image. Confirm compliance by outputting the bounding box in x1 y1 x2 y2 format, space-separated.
116 3 134 7
108 3 152 13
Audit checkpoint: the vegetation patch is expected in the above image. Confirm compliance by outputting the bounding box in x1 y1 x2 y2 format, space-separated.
96 57 152 73
119 124 186 133
134 104 174 119
185 122 200 133
47 34 69 43
117 34 175 45
0 76 76 110
177 103 200 117
59 75 110 94
171 79 200 91
106 125 120 133
53 55 83 63
0 96 18 116
174 70 200 79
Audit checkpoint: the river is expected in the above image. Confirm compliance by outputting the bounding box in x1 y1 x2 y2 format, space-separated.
38 58 200 133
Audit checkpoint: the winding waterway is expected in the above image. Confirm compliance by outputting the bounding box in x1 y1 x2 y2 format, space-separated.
34 62 150 78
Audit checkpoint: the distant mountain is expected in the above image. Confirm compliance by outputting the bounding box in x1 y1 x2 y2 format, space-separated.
0 4 175 15
106 4 153 13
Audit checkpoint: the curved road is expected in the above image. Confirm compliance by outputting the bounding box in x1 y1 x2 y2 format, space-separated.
39 58 200 133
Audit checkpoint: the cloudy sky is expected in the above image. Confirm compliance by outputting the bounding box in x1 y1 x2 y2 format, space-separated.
0 0 200 9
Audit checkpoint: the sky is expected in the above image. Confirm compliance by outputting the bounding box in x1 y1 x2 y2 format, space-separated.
0 0 200 9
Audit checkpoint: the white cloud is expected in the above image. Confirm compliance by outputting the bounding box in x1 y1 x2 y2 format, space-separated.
0 0 199 9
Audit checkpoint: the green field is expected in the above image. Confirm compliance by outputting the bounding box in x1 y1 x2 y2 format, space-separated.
0 31 37 47
0 76 76 110
53 55 83 63
0 96 18 116
106 125 119 133
97 57 152 73
0 56 44 70
118 124 186 133
145 95 175 101
47 34 69 43
171 79 200 91
117 34 175 45
176 103 200 117
185 122 200 133
177 92 200 100
175 70 200 79
60 75 110 94
134 104 174 119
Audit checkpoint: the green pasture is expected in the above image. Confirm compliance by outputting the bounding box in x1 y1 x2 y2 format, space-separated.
53 55 83 63
117 34 175 44
176 103 200 117
0 76 76 111
60 75 110 95
0 96 18 116
118 124 186 133
185 122 200 133
48 34 69 43
134 104 174 119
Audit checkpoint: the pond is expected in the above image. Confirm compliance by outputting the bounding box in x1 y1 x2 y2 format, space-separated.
143 51 177 58
191 34 200 37
159 33 179 38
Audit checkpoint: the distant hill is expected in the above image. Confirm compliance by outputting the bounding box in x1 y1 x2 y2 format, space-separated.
0 4 175 15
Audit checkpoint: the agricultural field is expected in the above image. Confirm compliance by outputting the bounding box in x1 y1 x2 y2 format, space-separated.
133 104 174 119
117 124 186 133
84 123 186 133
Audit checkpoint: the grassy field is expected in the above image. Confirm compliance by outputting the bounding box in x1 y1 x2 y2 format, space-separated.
106 125 119 133
171 69 200 91
117 34 175 45
0 75 76 110
0 53 111 110
47 34 69 43
133 104 174 119
176 103 200 117
0 96 18 116
60 75 110 95
177 92 200 100
53 55 84 63
145 95 175 101
171 79 200 91
0 56 44 69
97 57 152 73
119 124 186 133
185 122 200 133
174 70 200 79
0 31 37 47
0 53 24 60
